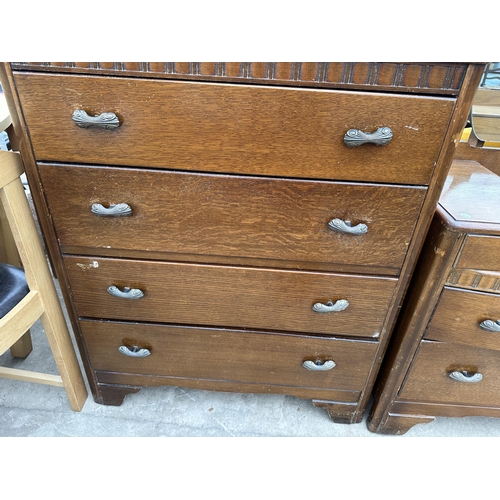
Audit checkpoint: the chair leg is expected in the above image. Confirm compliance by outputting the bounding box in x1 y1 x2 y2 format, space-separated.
1 174 88 411
39 309 88 411
9 331 33 358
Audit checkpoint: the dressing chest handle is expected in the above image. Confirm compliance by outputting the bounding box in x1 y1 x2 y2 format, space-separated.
312 299 349 313
302 360 336 371
107 286 145 299
343 127 393 147
448 370 483 383
118 345 151 358
479 319 500 333
328 218 368 235
72 109 120 130
91 203 132 216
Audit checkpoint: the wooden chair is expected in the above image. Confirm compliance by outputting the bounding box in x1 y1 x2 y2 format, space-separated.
455 84 500 177
0 147 88 411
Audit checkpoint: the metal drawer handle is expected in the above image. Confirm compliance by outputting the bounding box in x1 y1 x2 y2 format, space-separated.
91 203 132 216
72 109 120 130
312 299 349 313
448 370 483 383
107 286 144 299
344 127 393 147
328 218 368 235
119 345 151 358
303 360 336 371
479 319 500 333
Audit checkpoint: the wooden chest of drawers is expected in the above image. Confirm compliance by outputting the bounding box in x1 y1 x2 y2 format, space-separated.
0 62 483 423
368 160 500 434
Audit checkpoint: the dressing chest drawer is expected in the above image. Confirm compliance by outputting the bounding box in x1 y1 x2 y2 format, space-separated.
0 62 483 424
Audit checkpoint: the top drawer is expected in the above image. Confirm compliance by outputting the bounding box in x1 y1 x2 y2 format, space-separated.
14 72 455 184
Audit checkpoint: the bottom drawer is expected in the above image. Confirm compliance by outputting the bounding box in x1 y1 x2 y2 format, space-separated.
399 340 500 407
81 320 378 392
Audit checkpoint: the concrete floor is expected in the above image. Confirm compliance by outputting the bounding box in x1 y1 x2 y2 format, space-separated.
2 286 500 438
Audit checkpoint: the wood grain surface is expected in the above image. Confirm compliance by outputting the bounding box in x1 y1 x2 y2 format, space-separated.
11 62 469 94
424 287 500 351
456 235 500 273
15 73 455 184
81 320 378 391
399 340 500 407
39 164 426 274
64 256 397 337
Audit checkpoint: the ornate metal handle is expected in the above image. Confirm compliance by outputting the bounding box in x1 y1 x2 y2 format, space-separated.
303 360 336 371
91 203 132 216
312 299 349 313
344 127 393 147
72 109 120 129
448 370 483 383
107 286 144 299
479 319 500 333
118 345 151 358
328 218 368 235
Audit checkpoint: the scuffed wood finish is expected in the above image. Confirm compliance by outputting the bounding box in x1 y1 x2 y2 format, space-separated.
11 62 468 94
96 384 140 406
392 400 500 419
39 163 426 274
312 400 362 424
81 320 378 392
375 413 435 435
64 256 397 337
15 73 455 185
96 372 361 404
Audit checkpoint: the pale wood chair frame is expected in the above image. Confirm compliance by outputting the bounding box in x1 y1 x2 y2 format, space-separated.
0 149 87 411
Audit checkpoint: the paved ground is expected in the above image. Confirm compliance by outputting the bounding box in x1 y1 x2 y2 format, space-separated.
2 292 500 437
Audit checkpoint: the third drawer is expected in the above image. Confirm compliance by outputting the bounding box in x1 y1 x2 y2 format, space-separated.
64 256 397 337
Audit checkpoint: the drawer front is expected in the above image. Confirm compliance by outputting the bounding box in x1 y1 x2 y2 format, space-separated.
39 164 426 274
456 235 500 273
16 72 454 184
64 256 397 337
399 340 500 407
424 287 500 351
80 320 378 391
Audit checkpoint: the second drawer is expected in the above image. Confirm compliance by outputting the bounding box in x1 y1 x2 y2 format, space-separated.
64 256 397 337
40 164 426 274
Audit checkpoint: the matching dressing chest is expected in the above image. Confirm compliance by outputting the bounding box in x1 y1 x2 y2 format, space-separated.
0 62 484 424
369 159 500 434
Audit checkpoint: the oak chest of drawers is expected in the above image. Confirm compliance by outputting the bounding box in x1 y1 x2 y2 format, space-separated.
0 62 483 423
368 159 500 434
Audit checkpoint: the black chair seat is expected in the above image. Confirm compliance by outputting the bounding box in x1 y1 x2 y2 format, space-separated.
0 262 29 318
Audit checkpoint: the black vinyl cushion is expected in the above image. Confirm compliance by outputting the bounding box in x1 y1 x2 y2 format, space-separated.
0 262 29 318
